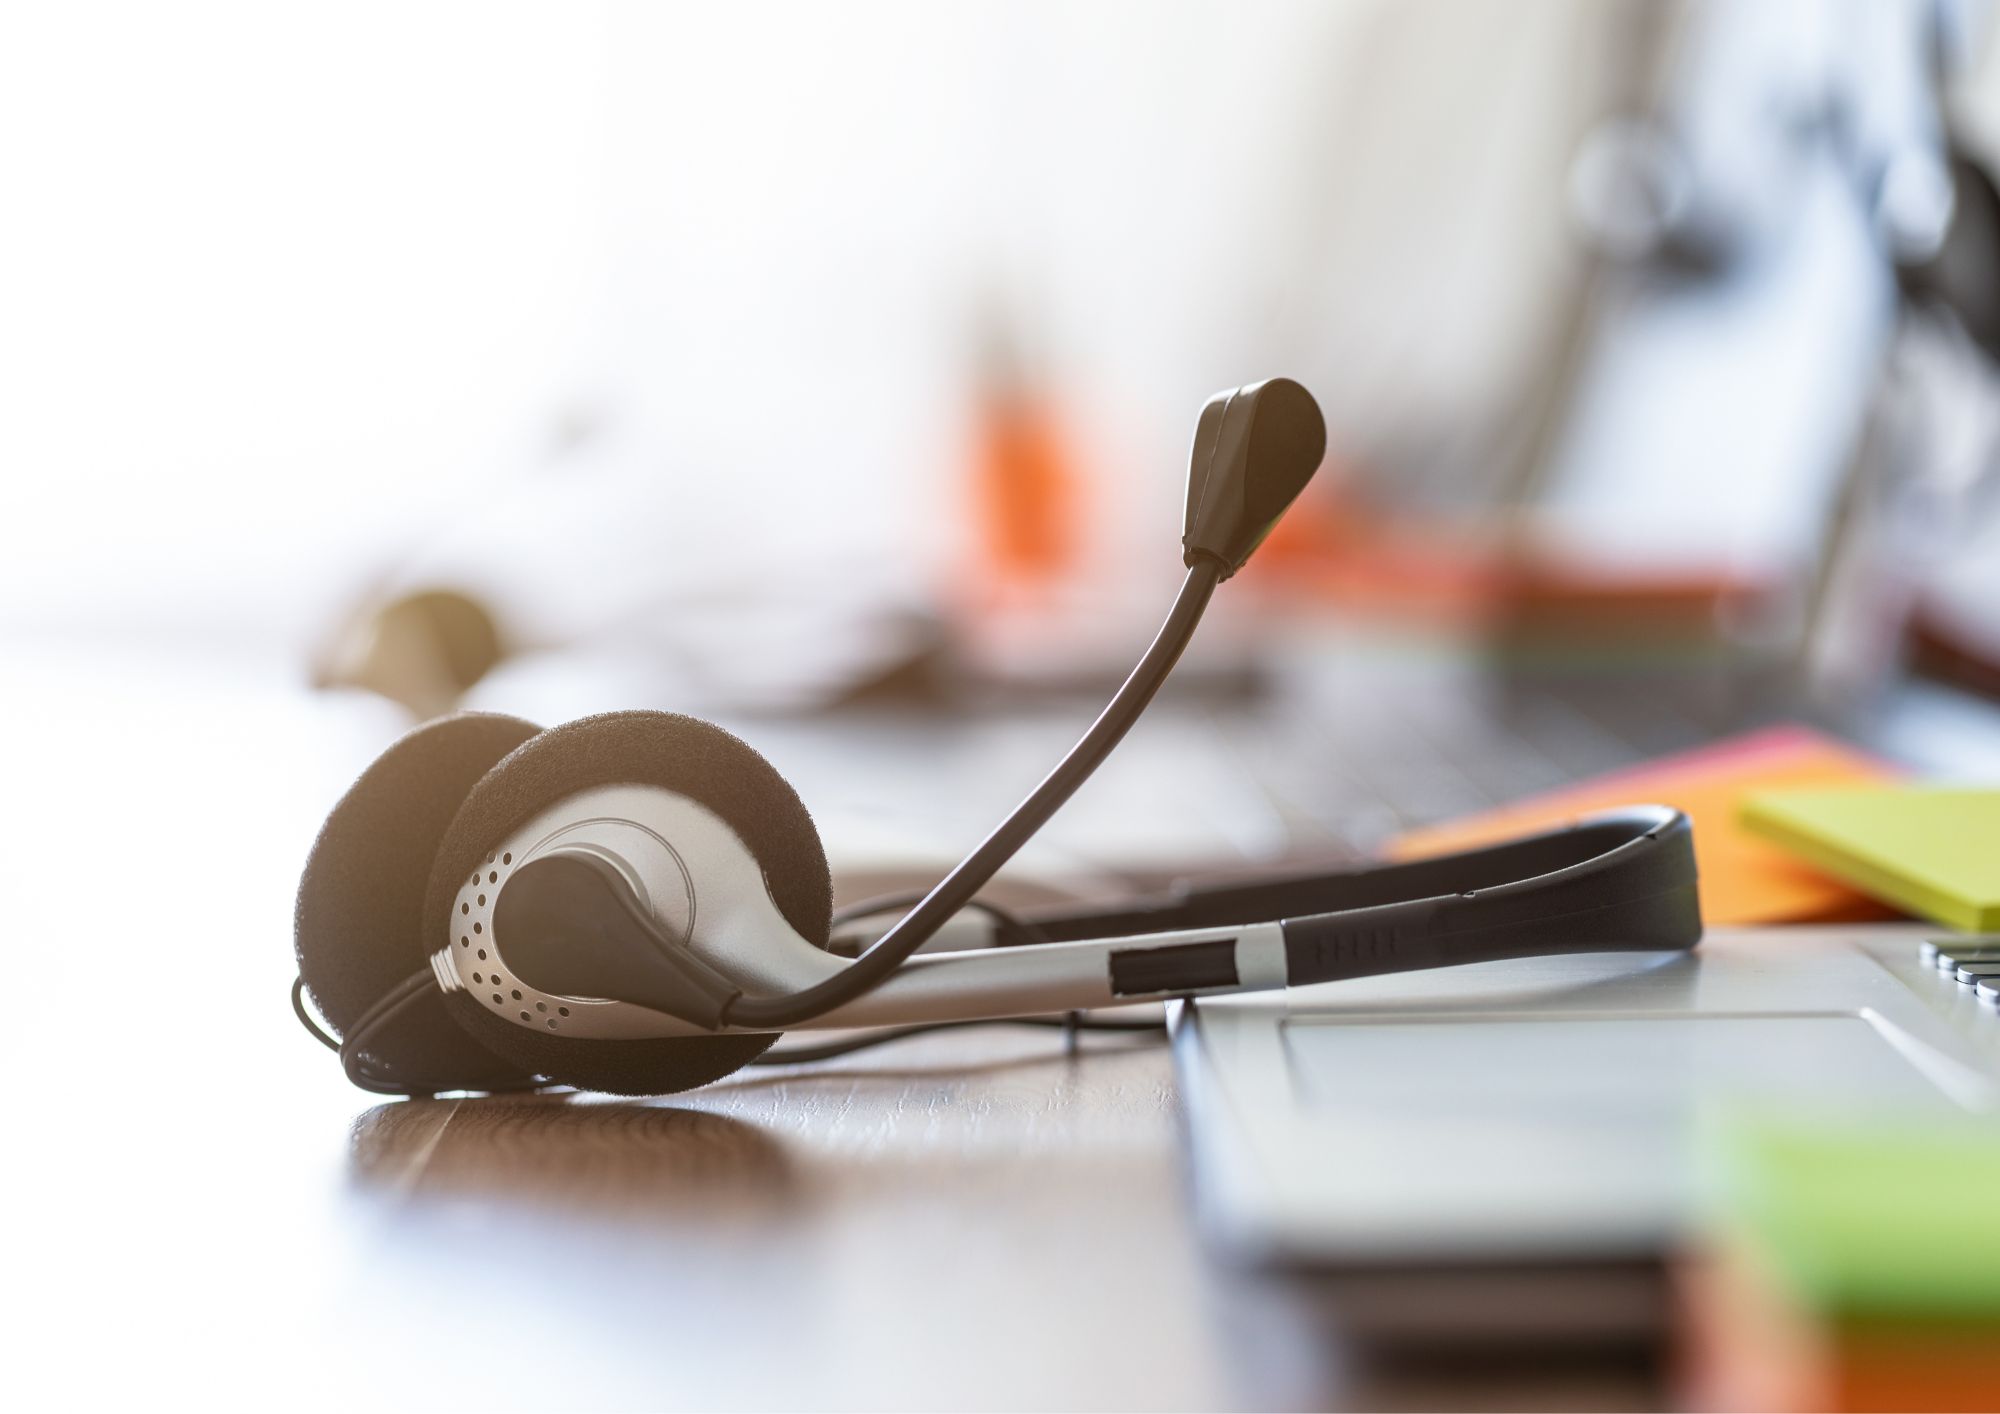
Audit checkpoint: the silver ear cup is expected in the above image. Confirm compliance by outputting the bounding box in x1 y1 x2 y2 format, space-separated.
442 783 845 1042
421 709 833 1095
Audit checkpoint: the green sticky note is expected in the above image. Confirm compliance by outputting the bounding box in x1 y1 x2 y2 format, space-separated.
1708 1115 2000 1320
1740 786 2000 932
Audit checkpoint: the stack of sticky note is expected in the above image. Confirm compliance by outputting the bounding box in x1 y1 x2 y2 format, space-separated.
1741 787 2000 933
1392 724 1902 925
1680 1117 2000 1411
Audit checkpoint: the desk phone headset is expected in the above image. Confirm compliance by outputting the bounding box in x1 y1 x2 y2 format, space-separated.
292 379 1702 1097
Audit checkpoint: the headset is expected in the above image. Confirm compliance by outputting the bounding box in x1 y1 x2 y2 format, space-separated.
292 378 1703 1097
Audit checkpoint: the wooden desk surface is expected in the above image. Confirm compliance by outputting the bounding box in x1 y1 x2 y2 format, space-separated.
6 645 1661 1410
345 1031 1241 1410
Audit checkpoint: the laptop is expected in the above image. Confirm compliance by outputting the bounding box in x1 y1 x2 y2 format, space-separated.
1173 925 2000 1265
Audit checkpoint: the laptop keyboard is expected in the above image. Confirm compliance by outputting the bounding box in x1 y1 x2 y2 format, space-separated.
1919 938 2000 1010
1246 673 1741 851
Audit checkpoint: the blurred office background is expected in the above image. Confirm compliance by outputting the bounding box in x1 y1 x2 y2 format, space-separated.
4 0 1999 864
10 11 2000 1405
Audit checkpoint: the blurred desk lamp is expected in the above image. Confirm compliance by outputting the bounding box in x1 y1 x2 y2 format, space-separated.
312 587 505 721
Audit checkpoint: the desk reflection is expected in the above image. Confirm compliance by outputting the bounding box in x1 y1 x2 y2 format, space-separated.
349 1095 797 1217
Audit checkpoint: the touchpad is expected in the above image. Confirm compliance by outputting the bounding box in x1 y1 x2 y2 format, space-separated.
1275 1012 1958 1256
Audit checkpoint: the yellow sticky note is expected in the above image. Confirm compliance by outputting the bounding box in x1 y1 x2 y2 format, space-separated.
1740 786 2000 933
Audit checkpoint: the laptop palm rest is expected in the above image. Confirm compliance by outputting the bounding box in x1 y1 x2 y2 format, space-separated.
1281 1011 1945 1254
1178 931 1993 1265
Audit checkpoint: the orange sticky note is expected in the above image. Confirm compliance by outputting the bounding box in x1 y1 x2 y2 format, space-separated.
1389 725 1901 925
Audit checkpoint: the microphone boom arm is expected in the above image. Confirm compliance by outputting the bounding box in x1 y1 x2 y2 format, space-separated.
721 558 1225 1029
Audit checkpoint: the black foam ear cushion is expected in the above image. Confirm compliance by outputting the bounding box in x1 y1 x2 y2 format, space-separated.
422 709 833 1096
296 712 545 1090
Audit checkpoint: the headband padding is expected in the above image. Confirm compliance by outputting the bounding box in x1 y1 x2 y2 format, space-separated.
295 712 544 1089
423 710 833 1095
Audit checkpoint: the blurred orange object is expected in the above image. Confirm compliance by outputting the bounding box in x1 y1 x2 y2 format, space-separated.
1252 484 1771 640
967 376 1081 602
1390 725 1902 925
1680 1250 2000 1413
